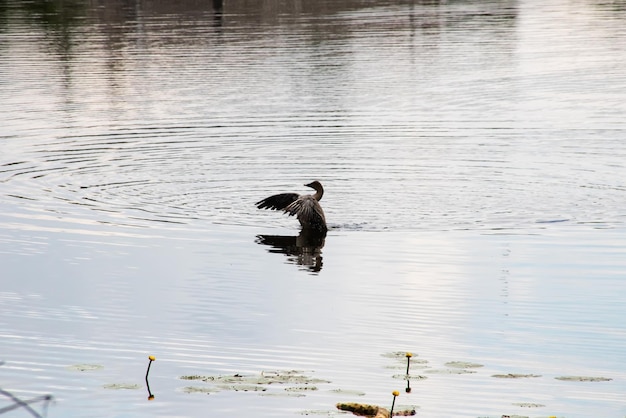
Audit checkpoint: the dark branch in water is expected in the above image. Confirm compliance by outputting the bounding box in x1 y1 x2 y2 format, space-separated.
0 361 54 417
0 389 53 417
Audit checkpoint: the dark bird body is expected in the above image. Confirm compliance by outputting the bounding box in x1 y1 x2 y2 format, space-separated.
256 181 327 233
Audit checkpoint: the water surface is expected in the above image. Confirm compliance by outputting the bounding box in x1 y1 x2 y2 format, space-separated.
1 0 625 417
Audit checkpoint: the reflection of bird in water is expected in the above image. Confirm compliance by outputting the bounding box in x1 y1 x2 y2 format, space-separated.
255 181 327 233
256 229 325 273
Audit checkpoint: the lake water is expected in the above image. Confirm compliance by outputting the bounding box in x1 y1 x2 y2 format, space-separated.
1 0 625 417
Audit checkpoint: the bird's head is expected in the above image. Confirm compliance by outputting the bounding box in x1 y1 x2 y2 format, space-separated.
305 181 323 191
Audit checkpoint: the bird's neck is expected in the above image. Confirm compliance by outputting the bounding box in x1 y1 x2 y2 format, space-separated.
313 186 323 201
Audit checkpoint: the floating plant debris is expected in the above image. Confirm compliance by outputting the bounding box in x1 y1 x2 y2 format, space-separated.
179 370 330 395
555 376 612 382
492 373 541 379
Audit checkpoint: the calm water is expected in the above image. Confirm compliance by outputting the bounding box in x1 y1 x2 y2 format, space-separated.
1 0 625 417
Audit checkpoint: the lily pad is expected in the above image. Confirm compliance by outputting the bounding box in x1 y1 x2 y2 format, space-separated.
67 364 104 372
285 386 318 392
444 361 483 369
496 415 529 418
555 376 612 382
300 410 342 416
329 389 366 396
392 373 429 380
103 383 141 390
381 351 417 359
423 369 477 375
216 384 267 392
259 392 306 397
180 375 204 381
179 370 329 396
182 386 220 394
259 392 306 398
384 359 429 370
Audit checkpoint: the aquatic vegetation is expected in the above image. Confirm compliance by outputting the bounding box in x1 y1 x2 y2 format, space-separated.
180 375 204 380
146 355 155 380
103 383 141 390
382 351 428 370
301 409 345 416
215 384 267 392
336 402 416 417
384 361 428 370
555 376 612 382
512 402 545 408
258 392 306 397
66 364 103 372
405 353 412 375
423 369 477 375
391 374 428 380
337 402 381 416
145 355 156 400
285 386 318 392
444 361 483 369
389 390 399 416
329 388 366 396
179 370 330 396
491 373 542 379
182 386 219 394
381 351 416 360
497 415 530 418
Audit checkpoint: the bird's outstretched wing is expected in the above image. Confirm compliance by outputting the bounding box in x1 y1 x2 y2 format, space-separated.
256 193 300 212
284 196 318 219
285 196 327 229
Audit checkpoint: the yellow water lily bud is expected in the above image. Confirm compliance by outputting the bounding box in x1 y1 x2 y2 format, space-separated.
148 355 156 361
405 352 412 358
392 390 400 396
